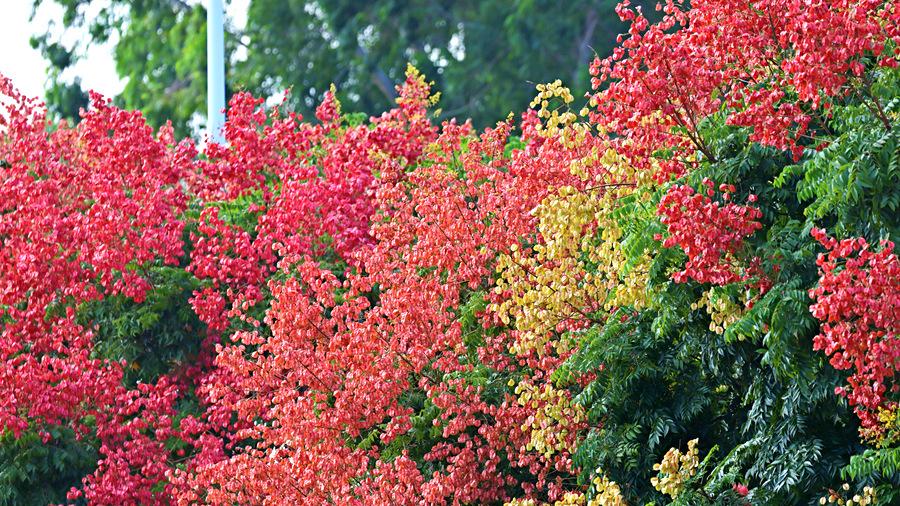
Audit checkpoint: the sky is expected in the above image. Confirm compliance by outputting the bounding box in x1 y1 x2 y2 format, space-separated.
0 0 249 102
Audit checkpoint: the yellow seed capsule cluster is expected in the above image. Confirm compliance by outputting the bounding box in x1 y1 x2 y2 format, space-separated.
502 470 628 506
568 145 640 183
493 249 591 356
537 186 603 260
818 483 878 505
490 183 652 356
504 499 539 506
609 253 652 311
398 64 442 109
583 149 656 312
861 404 899 447
492 187 609 356
597 145 655 189
554 492 588 506
691 288 746 335
530 80 592 144
489 133 661 357
503 492 591 506
514 381 586 459
489 138 661 469
587 471 627 506
585 201 652 313
328 83 342 115
650 438 700 498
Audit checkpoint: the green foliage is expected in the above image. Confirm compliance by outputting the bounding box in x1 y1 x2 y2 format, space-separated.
77 264 203 386
232 0 658 128
843 448 900 502
29 33 88 124
563 67 900 505
776 77 900 240
0 427 96 506
114 3 209 139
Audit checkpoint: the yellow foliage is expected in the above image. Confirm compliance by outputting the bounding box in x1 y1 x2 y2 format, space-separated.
399 64 441 108
491 182 652 356
691 288 746 335
650 438 700 498
504 499 539 506
587 471 627 506
502 470 627 506
530 80 591 145
492 104 661 472
504 492 586 506
860 404 900 448
491 186 606 356
515 381 585 459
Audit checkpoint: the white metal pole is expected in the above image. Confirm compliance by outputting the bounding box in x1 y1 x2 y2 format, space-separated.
207 0 226 144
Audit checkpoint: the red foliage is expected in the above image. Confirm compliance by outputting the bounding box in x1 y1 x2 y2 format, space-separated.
591 0 899 178
809 228 900 430
0 75 195 503
170 83 589 503
658 179 763 286
0 0 896 499
186 84 427 332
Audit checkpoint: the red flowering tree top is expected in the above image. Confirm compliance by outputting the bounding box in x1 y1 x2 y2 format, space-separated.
0 74 196 503
591 0 899 179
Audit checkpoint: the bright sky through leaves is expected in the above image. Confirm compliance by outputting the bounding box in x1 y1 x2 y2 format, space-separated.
0 0 248 101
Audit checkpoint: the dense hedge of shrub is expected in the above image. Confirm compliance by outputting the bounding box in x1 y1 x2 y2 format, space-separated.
1 1 898 504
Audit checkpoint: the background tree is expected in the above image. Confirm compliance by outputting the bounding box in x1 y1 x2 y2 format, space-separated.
31 0 645 134
32 0 212 138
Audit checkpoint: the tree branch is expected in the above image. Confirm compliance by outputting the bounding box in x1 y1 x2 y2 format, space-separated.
573 8 599 86
355 45 397 103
